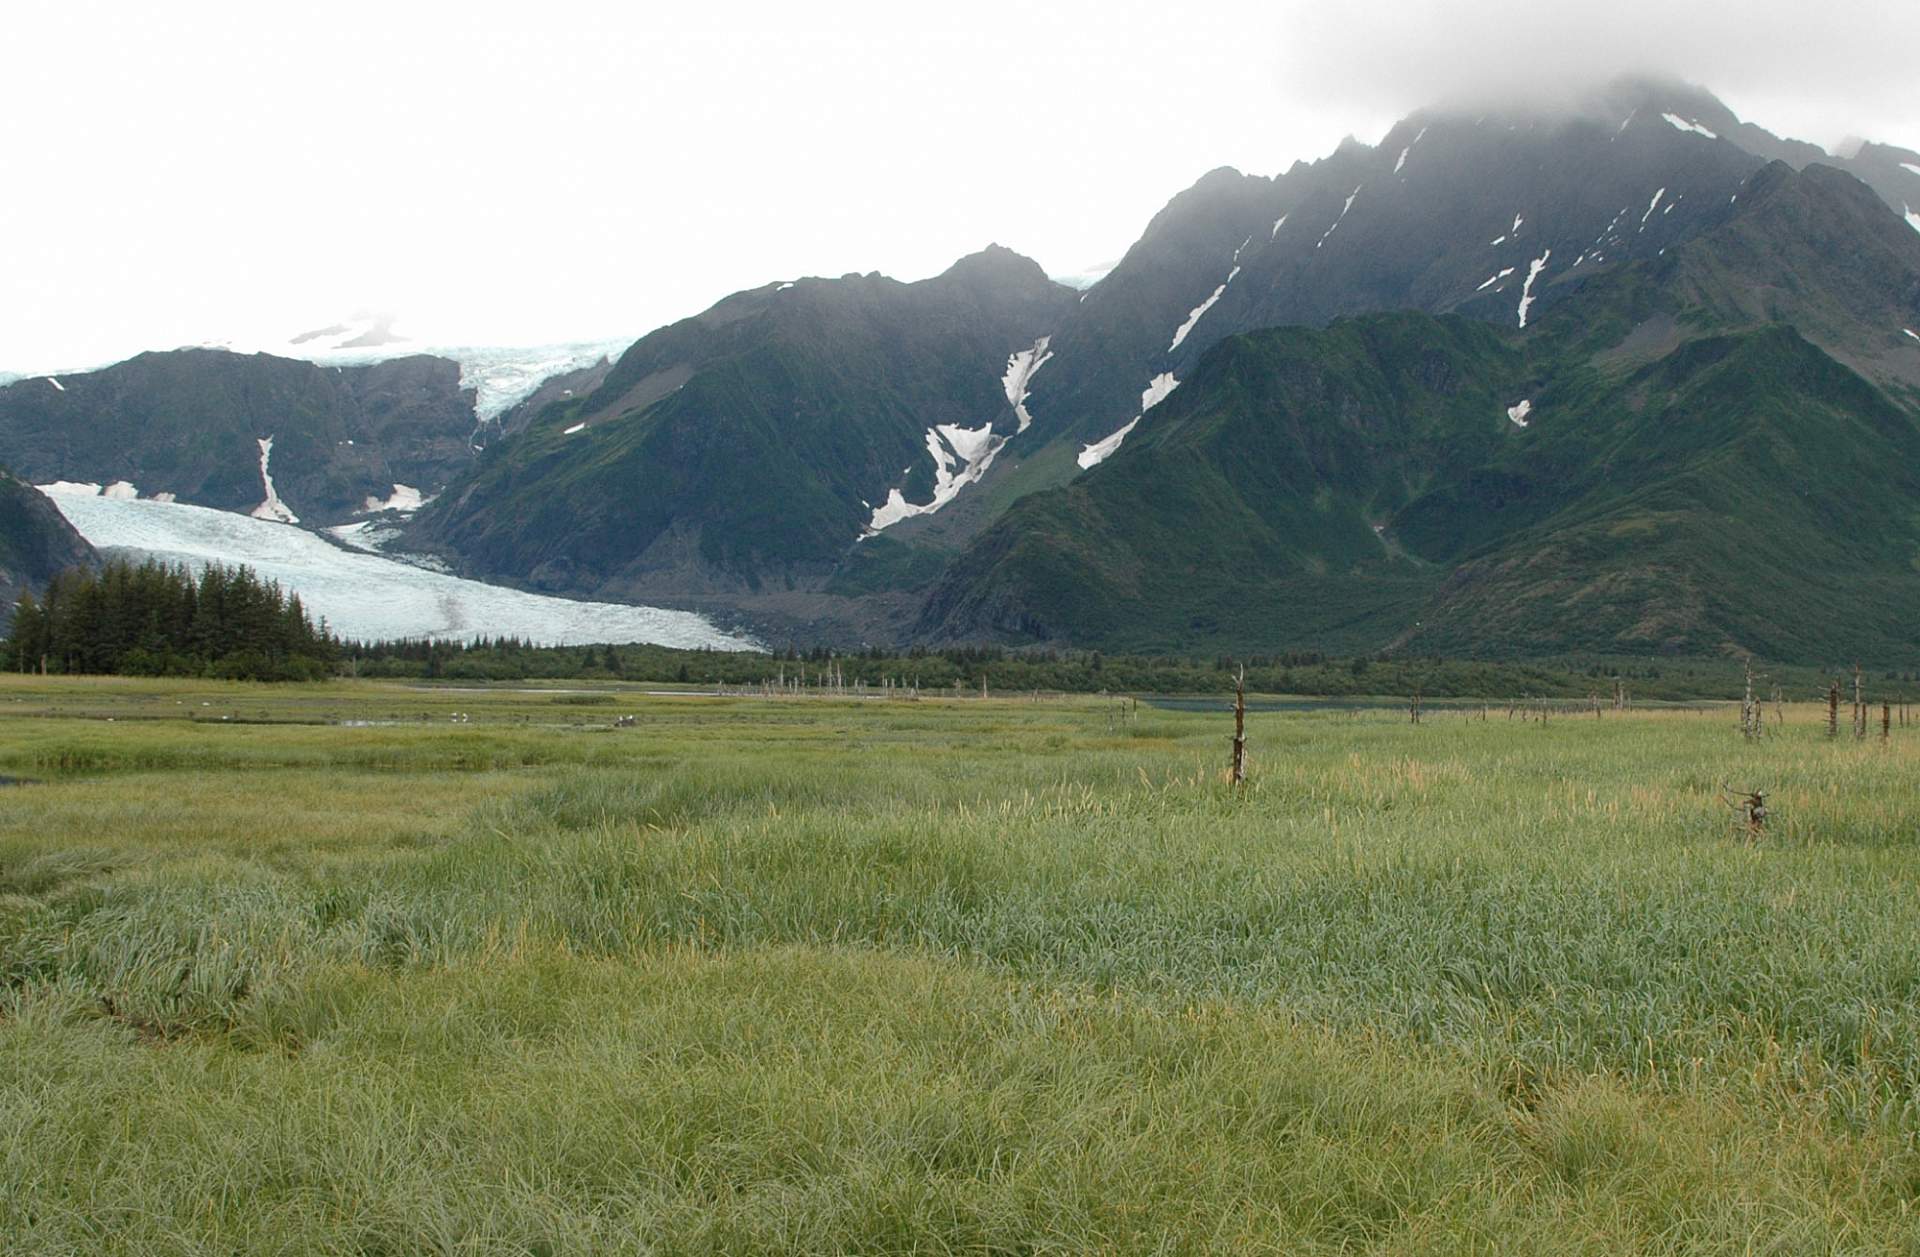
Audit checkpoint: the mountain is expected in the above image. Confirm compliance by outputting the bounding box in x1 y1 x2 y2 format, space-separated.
974 77 1919 480
0 350 478 526
400 75 1920 655
921 159 1920 660
404 246 1075 634
13 75 1918 661
0 468 95 634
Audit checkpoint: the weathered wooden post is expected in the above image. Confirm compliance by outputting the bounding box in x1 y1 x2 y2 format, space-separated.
1230 666 1247 786
1828 681 1840 738
1854 664 1867 740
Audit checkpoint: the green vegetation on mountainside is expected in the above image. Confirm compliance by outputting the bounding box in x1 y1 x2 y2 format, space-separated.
410 248 1074 597
924 163 1920 661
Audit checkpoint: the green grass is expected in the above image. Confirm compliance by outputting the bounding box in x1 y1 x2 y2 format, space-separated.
4 675 1920 1252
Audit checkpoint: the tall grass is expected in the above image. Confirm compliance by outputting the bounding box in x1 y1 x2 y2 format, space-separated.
3 680 1919 1251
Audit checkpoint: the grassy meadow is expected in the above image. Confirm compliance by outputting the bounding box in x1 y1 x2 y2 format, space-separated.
3 675 1920 1252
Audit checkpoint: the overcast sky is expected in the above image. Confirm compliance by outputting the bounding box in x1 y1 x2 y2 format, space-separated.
6 0 1918 373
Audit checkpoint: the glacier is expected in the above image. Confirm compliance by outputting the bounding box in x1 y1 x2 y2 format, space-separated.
192 332 633 424
40 487 759 650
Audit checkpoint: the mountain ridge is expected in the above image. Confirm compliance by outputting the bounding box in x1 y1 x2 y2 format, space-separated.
0 467 95 634
920 157 1920 661
0 349 479 526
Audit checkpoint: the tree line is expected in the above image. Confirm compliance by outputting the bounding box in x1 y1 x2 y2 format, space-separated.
332 636 1914 703
5 558 339 680
7 560 1918 700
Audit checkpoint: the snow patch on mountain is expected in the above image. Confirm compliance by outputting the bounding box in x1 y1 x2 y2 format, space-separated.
1906 205 1920 234
1077 417 1140 470
40 487 757 649
1902 163 1920 177
1905 329 1920 342
361 484 426 515
938 422 996 468
250 437 300 524
1317 187 1362 248
1517 252 1551 329
44 376 65 392
1001 336 1052 432
1167 235 1259 353
1506 400 1533 427
1477 267 1516 291
1641 188 1666 227
868 421 1010 532
1140 373 1179 413
563 422 586 435
1270 214 1288 240
1661 113 1718 139
1170 284 1227 352
1394 127 1427 174
1076 374 1180 471
1171 240 1254 353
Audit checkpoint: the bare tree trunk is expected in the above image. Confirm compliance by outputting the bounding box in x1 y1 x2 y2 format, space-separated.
1230 666 1247 786
1725 785 1768 843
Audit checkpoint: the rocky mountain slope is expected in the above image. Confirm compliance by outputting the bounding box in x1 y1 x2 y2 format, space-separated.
0 350 477 526
0 468 95 633
922 160 1920 660
13 75 1920 660
401 77 1920 654
966 79 1920 495
405 246 1075 603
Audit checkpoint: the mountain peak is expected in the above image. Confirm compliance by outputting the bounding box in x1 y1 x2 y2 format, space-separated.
935 244 1058 291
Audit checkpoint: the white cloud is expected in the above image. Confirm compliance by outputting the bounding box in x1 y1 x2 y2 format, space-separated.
2 0 1915 372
